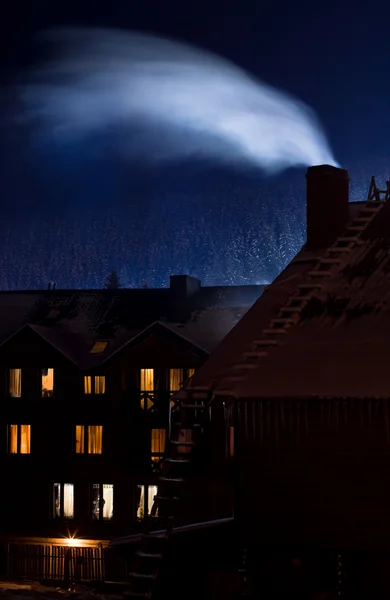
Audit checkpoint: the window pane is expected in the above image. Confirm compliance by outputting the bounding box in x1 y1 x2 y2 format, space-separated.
169 369 183 392
53 483 61 518
91 483 100 520
147 486 158 516
140 369 154 391
103 484 114 520
95 376 105 394
9 425 18 454
9 369 21 397
187 368 195 378
84 376 92 394
88 426 103 454
63 484 74 518
75 425 84 454
42 368 54 397
151 429 166 461
137 485 145 520
20 425 31 454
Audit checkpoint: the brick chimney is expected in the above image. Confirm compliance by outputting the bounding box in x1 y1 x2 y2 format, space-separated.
306 164 350 250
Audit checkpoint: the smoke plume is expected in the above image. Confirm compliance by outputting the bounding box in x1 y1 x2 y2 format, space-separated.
21 28 338 172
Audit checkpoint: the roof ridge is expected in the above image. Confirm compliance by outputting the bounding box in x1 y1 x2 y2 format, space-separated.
212 196 387 396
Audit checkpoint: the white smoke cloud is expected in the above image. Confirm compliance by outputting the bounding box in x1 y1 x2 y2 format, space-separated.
21 28 339 172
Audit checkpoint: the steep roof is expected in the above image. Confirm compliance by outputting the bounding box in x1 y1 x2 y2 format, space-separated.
0 282 263 369
190 195 390 400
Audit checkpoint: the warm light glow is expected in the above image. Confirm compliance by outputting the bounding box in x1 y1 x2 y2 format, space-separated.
66 536 83 547
90 341 108 354
94 375 105 394
20 425 31 454
140 368 154 391
9 425 18 454
84 376 92 394
187 368 195 378
42 368 54 397
137 485 158 520
75 425 85 454
151 428 166 461
88 425 103 454
140 368 154 410
9 369 21 397
169 368 183 392
63 484 74 518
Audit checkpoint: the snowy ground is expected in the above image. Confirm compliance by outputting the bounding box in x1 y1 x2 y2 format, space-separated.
0 582 121 600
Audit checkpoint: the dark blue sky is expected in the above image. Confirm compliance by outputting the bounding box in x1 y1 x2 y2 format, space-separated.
0 0 389 289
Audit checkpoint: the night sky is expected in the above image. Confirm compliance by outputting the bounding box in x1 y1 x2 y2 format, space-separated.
0 0 389 290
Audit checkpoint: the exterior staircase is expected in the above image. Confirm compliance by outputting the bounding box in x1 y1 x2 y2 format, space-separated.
216 176 389 391
124 387 213 599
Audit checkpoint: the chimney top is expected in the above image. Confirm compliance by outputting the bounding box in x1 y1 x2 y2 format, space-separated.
306 164 350 250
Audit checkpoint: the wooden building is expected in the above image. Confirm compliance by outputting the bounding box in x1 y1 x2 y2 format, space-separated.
0 275 263 583
173 165 390 598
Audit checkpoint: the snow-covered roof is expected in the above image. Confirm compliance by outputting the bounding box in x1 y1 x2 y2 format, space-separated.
190 197 390 399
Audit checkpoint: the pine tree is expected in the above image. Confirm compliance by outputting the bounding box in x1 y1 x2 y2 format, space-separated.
104 269 121 289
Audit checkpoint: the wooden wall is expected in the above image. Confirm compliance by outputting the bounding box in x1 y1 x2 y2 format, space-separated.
234 397 390 551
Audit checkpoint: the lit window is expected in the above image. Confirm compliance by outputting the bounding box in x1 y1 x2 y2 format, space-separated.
9 369 22 397
42 368 54 397
90 341 108 354
7 424 30 454
84 375 105 394
92 483 114 520
187 368 195 378
75 425 85 454
169 369 183 392
88 425 103 454
75 425 102 454
151 429 166 462
95 376 105 394
137 485 158 520
140 369 154 410
84 376 92 394
140 369 154 391
53 483 74 519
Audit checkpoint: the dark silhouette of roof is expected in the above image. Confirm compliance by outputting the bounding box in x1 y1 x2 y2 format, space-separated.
0 279 264 368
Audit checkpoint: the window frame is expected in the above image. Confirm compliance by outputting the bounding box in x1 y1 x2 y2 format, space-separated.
91 483 114 521
8 368 22 398
7 424 31 454
84 374 106 395
41 367 54 398
136 484 158 521
75 425 103 455
52 483 75 520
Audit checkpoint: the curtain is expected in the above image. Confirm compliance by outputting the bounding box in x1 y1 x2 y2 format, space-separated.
91 484 100 519
95 376 105 394
169 369 183 392
151 429 166 461
20 425 31 454
140 369 154 391
42 368 54 397
147 485 158 516
9 369 21 397
53 483 61 518
187 368 195 378
9 424 18 454
75 425 85 454
88 426 103 454
102 484 114 520
137 485 145 519
63 484 74 518
84 376 92 394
